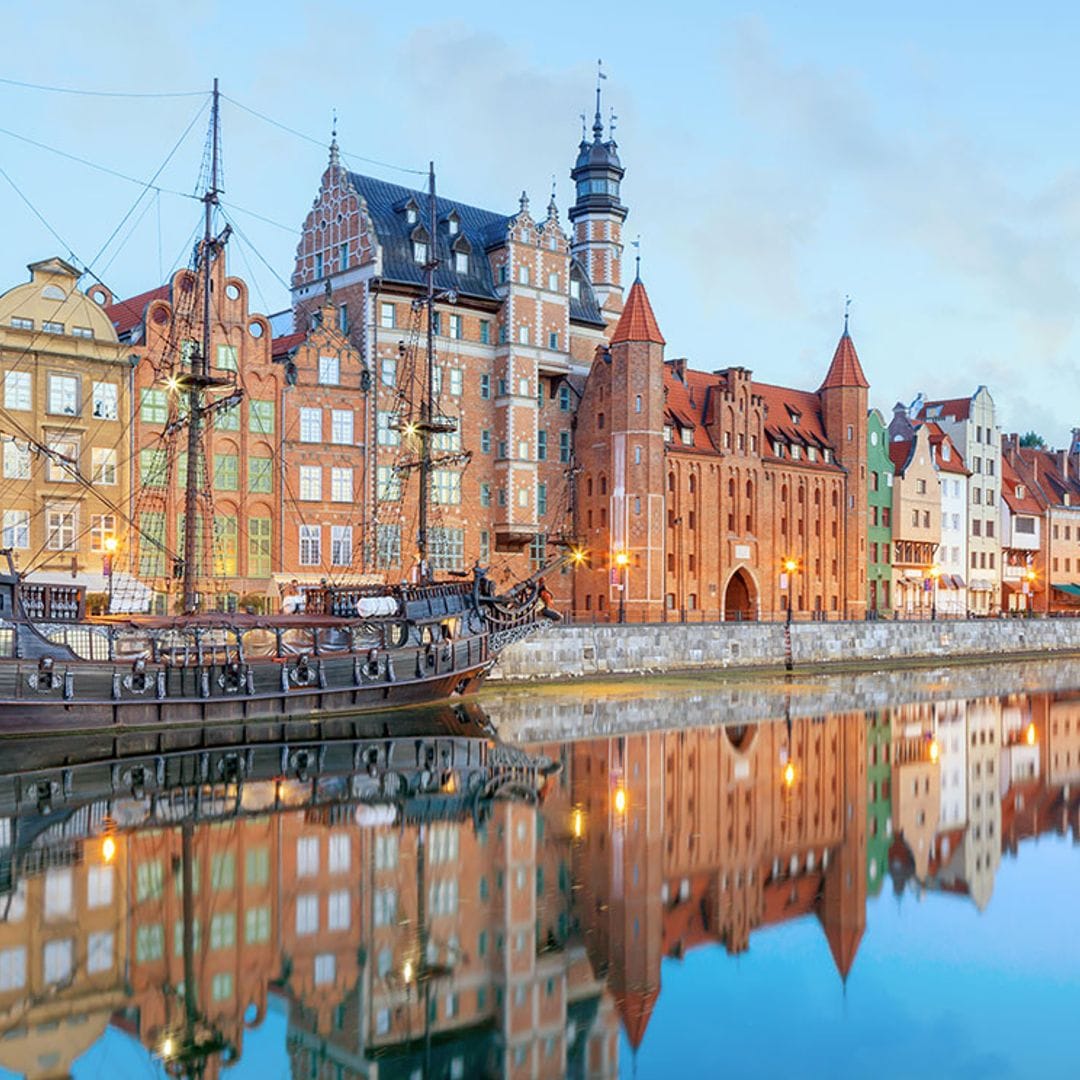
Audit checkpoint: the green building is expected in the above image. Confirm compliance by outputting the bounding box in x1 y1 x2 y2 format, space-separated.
866 708 893 896
867 409 894 614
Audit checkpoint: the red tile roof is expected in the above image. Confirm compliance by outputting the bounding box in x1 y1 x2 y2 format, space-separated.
616 987 660 1051
889 438 914 474
271 331 306 358
610 278 665 345
920 422 970 476
919 396 971 422
105 285 169 337
819 332 869 390
1001 455 1043 515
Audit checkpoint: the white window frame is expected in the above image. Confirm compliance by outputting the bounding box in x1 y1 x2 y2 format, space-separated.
3 371 31 410
318 355 340 385
331 467 353 503
48 374 80 416
331 409 354 445
299 407 322 443
298 465 322 501
331 524 353 566
2 510 29 549
296 893 319 935
299 524 321 566
91 447 117 485
91 381 118 420
327 890 351 931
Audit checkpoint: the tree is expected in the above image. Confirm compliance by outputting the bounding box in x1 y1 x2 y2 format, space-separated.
1019 431 1046 449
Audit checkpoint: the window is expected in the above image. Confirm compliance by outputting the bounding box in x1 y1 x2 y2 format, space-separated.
296 894 319 935
378 411 400 446
331 524 353 565
499 322 508 344
559 431 571 463
213 453 238 490
46 505 77 551
86 864 114 909
449 314 463 339
314 953 336 985
0 509 26 550
43 939 74 984
374 888 397 927
538 483 548 517
430 527 464 570
319 354 340 385
299 524 321 565
90 381 118 420
377 465 402 502
413 239 428 263
245 847 269 886
479 482 491 508
328 890 351 931
376 523 401 568
518 325 530 345
43 320 64 335
570 276 581 299
916 478 927 494
296 836 320 877
548 330 559 350
135 925 163 963
2 438 30 480
680 427 694 446
90 514 116 552
210 913 236 950
374 833 398 870
448 367 463 396
380 302 396 329
10 316 32 330
248 399 273 434
45 373 79 417
433 469 461 505
331 466 353 502
536 429 549 461
378 356 398 390
212 973 233 1001
214 344 238 371
299 465 322 501
479 373 491 399
44 867 73 918
249 457 272 493
245 907 271 944
299 407 322 442
91 447 117 485
3 371 31 410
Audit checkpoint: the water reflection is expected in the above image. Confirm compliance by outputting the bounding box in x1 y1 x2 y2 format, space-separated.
0 685 1077 1077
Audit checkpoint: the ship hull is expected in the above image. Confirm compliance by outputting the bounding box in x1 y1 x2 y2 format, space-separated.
0 648 493 737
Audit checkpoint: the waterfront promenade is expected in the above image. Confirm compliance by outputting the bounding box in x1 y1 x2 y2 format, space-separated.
491 615 1080 682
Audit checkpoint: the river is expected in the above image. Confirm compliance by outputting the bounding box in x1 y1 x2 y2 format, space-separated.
0 658 1076 1078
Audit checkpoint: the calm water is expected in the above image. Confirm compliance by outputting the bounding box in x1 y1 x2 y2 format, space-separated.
0 666 1078 1079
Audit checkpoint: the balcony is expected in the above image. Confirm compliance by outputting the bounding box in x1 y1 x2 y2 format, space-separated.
494 521 538 551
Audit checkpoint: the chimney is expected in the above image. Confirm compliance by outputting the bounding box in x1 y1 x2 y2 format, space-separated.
1002 432 1018 464
1059 449 1069 482
1071 427 1080 456
671 357 686 383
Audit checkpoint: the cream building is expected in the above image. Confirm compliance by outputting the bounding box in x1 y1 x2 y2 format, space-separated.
0 258 134 609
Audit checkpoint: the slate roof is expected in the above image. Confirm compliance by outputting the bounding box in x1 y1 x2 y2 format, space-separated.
346 173 606 326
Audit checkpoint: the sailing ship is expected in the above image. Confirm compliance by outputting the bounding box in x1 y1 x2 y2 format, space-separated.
0 82 566 736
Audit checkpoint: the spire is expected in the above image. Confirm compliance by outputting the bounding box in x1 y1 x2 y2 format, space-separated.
632 235 641 282
819 312 869 391
519 190 530 216
610 278 665 345
329 109 340 169
594 58 606 141
546 176 559 222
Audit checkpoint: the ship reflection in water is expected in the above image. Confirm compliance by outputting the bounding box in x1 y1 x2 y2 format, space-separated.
0 686 1079 1079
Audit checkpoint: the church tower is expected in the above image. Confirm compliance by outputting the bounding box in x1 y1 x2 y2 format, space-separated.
568 82 628 320
819 313 870 619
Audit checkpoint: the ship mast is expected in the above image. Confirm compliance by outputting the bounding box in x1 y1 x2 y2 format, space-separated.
182 78 221 615
416 162 437 584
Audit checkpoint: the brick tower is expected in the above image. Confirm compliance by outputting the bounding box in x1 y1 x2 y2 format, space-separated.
819 316 870 619
574 276 666 620
568 86 628 322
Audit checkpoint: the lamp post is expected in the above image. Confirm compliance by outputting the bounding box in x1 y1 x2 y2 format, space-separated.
103 536 118 613
614 550 629 624
781 558 799 625
1024 567 1037 616
928 564 941 621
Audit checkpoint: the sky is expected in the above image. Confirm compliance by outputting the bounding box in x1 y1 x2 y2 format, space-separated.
3 1 1080 444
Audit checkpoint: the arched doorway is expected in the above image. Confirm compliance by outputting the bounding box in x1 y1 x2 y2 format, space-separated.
723 568 756 621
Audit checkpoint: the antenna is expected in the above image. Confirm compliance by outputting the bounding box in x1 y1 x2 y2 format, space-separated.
594 58 607 139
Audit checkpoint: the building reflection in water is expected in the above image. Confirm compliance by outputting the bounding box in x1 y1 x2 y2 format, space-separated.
0 690 1078 1076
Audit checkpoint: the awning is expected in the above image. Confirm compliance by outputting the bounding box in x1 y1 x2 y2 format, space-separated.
951 575 966 589
22 570 154 613
1052 583 1080 597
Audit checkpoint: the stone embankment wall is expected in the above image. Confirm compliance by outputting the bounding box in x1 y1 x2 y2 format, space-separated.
490 619 1080 683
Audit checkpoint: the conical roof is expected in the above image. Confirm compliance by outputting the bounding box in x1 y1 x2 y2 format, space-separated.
610 278 665 345
820 331 869 390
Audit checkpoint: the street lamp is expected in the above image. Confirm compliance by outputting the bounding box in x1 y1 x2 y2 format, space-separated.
781 558 799 625
103 536 118 613
614 550 629 624
928 564 942 621
1024 567 1037 615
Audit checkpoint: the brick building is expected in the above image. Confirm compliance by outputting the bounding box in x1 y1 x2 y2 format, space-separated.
273 295 371 584
107 252 283 613
867 410 894 613
289 108 626 595
574 288 871 621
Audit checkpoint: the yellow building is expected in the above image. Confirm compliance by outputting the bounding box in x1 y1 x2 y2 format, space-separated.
0 258 133 609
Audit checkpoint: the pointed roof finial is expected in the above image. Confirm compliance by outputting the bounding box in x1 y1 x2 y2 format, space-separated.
594 59 607 140
519 190 529 215
844 294 851 336
329 108 340 169
547 174 558 218
609 107 618 141
631 235 641 282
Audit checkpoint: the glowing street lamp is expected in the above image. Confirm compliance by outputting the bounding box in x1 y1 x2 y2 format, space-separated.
613 786 627 815
402 959 415 985
614 551 630 624
1025 722 1037 747
782 761 796 789
781 558 799 627
928 565 942 621
569 546 587 567
103 535 118 610
571 807 585 839
928 738 940 764
101 834 117 864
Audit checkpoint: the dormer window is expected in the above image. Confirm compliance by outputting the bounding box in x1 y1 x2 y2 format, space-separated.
680 427 694 447
411 225 430 265
454 251 468 273
405 200 419 225
1015 484 1025 499
663 425 673 443
823 448 833 463
569 276 581 300
786 406 801 426
773 440 784 458
791 445 801 460
942 442 951 462
807 447 818 462
447 212 460 236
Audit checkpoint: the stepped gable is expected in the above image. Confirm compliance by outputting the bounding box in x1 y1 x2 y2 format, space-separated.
105 285 169 340
609 277 665 345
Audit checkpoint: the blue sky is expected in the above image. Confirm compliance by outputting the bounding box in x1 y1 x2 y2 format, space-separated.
4 1 1080 442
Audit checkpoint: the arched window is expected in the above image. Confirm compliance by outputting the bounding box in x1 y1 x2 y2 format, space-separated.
745 479 752 499
635 394 642 413
586 476 593 497
728 478 735 498
668 472 675 492
599 475 607 496
688 474 696 494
